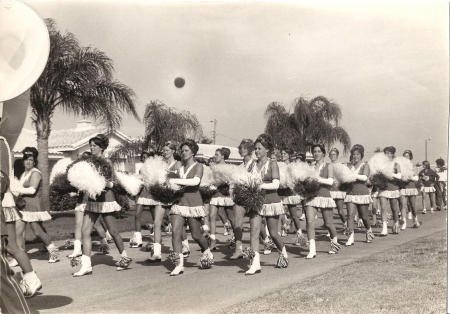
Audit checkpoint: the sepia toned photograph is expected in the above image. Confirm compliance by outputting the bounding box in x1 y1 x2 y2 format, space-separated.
0 1 448 313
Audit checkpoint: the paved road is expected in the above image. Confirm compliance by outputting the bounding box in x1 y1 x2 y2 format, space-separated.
20 208 447 314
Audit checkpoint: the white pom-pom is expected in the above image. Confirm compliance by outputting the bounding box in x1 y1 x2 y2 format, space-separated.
368 153 394 178
277 162 288 188
140 156 169 187
211 163 239 186
50 158 72 184
67 161 106 198
115 171 143 196
285 161 318 189
394 156 414 181
230 166 252 184
332 163 358 184
201 166 214 187
10 177 21 196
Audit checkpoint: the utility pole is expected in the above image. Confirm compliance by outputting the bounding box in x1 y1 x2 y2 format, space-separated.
211 119 217 144
425 138 432 161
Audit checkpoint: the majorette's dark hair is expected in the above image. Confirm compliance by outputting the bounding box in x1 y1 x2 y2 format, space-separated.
350 144 365 161
216 147 231 160
403 150 413 160
422 160 430 169
311 143 326 155
89 134 109 151
254 134 274 153
22 147 38 167
164 141 177 152
383 146 396 155
238 139 255 155
140 151 154 161
329 147 339 156
297 152 306 162
280 146 294 156
179 139 199 156
81 151 92 159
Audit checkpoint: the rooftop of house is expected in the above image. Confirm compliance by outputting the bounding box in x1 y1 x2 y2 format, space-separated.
13 120 131 156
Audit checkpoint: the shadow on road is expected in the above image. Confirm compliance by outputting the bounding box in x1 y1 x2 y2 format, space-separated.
27 295 73 313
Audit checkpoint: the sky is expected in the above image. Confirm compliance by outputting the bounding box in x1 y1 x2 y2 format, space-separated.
23 1 449 163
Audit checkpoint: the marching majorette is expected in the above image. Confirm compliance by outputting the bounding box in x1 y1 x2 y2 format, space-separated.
343 145 374 246
245 134 288 275
168 139 212 276
399 150 420 228
304 144 339 258
73 134 131 277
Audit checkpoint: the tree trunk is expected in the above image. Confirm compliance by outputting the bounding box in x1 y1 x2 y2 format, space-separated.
35 120 51 211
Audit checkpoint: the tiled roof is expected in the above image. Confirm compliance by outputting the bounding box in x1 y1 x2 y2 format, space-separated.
46 128 101 149
13 126 130 154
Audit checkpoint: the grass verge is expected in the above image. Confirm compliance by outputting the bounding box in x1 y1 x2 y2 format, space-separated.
217 230 447 314
25 206 154 242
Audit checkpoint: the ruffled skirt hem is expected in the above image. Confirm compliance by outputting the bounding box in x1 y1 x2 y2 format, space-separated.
85 201 121 213
330 191 347 200
170 205 206 217
378 190 400 199
305 197 336 208
3 207 21 222
400 188 419 196
20 211 52 222
420 186 436 193
74 203 86 212
281 195 303 205
136 197 164 206
210 197 235 207
258 202 286 216
344 195 372 205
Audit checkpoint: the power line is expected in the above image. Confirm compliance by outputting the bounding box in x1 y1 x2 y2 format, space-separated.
216 133 240 143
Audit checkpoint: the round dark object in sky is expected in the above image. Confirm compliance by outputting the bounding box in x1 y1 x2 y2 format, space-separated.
174 77 185 88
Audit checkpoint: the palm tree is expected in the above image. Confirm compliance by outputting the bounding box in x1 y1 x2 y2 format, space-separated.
31 19 139 208
143 100 203 151
109 100 203 166
108 138 146 168
264 96 351 154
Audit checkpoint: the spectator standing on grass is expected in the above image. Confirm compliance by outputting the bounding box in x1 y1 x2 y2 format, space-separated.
74 134 131 277
435 157 447 211
419 160 439 214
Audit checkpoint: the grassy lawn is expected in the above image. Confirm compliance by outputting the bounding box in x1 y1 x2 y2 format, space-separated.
217 230 447 314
